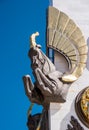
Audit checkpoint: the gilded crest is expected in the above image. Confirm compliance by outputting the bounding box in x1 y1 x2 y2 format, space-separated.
81 87 89 121
75 87 89 128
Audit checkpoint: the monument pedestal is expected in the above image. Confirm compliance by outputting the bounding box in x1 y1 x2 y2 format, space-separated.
48 69 89 130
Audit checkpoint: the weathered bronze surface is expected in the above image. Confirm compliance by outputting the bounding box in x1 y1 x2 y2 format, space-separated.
23 32 71 108
47 6 88 82
75 87 89 128
67 116 84 130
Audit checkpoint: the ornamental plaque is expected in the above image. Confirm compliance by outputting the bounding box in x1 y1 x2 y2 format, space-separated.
75 87 89 128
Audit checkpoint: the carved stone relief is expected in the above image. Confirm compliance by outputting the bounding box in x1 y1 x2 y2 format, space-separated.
23 6 88 108
47 6 88 83
22 6 88 130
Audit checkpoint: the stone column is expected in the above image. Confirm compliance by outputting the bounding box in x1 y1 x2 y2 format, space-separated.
48 69 89 130
48 103 61 130
48 1 89 130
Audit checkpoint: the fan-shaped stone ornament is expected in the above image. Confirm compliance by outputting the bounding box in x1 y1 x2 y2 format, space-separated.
47 6 88 83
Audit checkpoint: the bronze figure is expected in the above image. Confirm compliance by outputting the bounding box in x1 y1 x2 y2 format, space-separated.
23 32 70 108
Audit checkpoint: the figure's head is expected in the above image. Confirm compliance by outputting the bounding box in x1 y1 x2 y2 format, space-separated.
28 46 44 69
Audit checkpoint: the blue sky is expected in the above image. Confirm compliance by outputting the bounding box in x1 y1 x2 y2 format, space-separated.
0 0 50 129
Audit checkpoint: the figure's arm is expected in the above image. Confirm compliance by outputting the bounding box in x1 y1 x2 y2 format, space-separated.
34 68 56 94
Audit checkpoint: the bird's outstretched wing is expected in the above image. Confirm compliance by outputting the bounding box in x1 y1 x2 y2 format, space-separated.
47 6 88 83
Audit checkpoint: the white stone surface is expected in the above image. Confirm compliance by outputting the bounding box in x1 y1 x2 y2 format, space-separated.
49 69 89 130
49 1 89 129
54 51 69 73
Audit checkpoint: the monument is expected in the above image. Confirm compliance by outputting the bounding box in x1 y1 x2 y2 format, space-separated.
23 0 89 130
